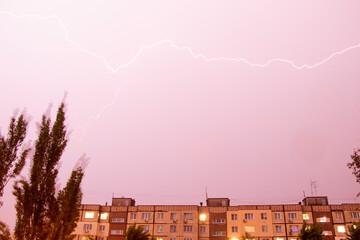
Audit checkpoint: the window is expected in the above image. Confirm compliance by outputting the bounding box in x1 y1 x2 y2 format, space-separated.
338 226 346 233
112 218 125 222
100 213 108 220
288 213 298 220
170 213 177 221
142 225 150 232
142 213 151 220
275 226 283 233
350 212 360 219
98 238 104 240
111 230 124 235
231 214 238 220
245 213 254 220
184 238 192 240
213 231 226 236
261 213 268 220
85 212 94 219
335 212 343 220
245 226 255 233
322 231 332 236
302 213 310 220
232 226 238 233
274 213 282 220
170 238 176 240
170 225 177 232
130 213 137 220
84 224 92 231
199 214 206 221
316 217 329 223
99 225 105 232
157 225 163 233
289 226 299 233
200 226 206 233
184 213 193 220
262 226 268 233
212 219 226 223
157 213 164 220
184 225 193 232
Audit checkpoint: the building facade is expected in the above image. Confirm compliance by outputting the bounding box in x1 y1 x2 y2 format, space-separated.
72 196 360 240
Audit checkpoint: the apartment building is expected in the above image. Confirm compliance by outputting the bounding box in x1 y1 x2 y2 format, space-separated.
72 196 360 240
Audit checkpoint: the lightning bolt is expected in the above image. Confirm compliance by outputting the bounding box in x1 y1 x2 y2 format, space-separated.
1 10 360 141
1 10 360 71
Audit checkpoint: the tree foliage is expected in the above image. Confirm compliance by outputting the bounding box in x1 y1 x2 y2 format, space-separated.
0 113 30 206
348 148 360 196
299 222 323 240
347 222 360 240
13 103 85 240
0 221 11 240
126 224 151 240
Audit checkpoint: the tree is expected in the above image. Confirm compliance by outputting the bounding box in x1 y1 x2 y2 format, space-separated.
348 148 360 196
347 222 360 240
0 221 11 240
126 224 151 240
13 103 85 240
0 113 30 206
299 222 323 240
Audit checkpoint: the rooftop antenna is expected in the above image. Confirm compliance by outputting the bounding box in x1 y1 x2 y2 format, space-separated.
205 187 208 200
303 190 306 199
310 179 318 196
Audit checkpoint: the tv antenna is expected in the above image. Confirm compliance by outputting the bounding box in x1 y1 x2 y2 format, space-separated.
310 179 318 196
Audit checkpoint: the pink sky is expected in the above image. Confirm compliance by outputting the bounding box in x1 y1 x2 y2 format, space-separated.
1 0 360 230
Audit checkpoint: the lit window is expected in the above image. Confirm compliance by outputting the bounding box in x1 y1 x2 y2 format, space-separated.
274 213 282 220
157 213 164 220
275 226 283 233
85 212 94 218
275 238 284 240
232 238 239 240
288 213 298 220
142 213 151 220
231 214 238 220
245 226 255 233
350 212 360 219
199 214 206 221
100 213 108 220
112 218 125 223
322 231 332 236
130 213 137 220
317 217 329 223
170 225 177 232
338 226 346 233
213 231 226 236
184 225 193 232
84 224 92 232
335 212 343 220
200 226 206 233
170 213 177 221
289 226 299 233
157 225 163 233
99 225 105 232
184 213 193 220
232 226 238 233
262 226 268 233
302 213 310 220
261 213 268 220
245 213 254 220
111 230 124 235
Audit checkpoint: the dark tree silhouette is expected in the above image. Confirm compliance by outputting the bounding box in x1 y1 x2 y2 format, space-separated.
126 224 151 240
299 222 323 240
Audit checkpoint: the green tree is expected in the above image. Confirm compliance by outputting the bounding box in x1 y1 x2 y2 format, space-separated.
126 224 151 240
0 221 11 240
299 222 323 240
348 148 360 196
13 103 85 240
347 222 360 240
0 113 30 206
